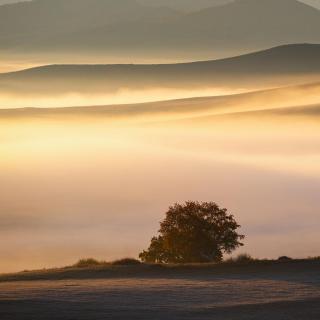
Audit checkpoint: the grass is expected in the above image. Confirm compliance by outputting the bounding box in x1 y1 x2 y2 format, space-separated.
0 256 319 283
72 258 108 268
31 254 320 271
71 258 141 268
223 253 255 264
112 258 141 266
0 255 319 283
71 254 257 269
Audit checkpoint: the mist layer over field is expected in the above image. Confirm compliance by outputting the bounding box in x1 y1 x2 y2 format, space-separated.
0 81 319 273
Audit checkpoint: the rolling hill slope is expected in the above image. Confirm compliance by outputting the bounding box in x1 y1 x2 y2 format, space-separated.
1 44 320 98
1 81 319 121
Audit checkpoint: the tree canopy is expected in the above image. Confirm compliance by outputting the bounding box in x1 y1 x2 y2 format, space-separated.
139 201 245 263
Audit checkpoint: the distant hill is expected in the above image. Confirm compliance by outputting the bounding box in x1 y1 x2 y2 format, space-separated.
0 0 320 61
1 0 318 11
0 0 233 9
146 0 319 11
300 0 320 9
0 0 25 5
138 0 234 11
1 44 320 97
140 0 320 12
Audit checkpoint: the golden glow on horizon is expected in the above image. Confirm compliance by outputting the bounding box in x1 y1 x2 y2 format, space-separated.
0 76 320 273
0 110 320 273
1 80 319 110
1 109 320 174
0 88 250 109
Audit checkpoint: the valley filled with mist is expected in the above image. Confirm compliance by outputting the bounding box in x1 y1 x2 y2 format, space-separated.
0 0 320 274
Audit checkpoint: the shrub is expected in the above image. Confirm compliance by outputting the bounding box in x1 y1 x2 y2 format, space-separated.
73 258 104 268
278 256 293 261
233 253 254 263
112 258 141 266
224 253 254 264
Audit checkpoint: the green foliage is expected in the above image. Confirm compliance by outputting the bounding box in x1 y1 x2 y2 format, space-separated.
139 201 245 264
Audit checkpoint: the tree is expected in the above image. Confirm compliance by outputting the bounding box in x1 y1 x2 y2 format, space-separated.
139 201 245 263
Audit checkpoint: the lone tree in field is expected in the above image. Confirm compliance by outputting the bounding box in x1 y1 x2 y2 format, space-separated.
139 201 244 263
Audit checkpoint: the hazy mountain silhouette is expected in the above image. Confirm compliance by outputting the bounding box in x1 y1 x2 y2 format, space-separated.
0 0 27 5
300 0 320 9
1 0 319 60
0 0 177 40
0 0 233 8
1 44 320 97
1 0 318 10
142 0 320 11
138 0 234 11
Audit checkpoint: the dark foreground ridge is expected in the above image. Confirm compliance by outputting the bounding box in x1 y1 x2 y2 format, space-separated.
0 259 319 320
1 258 319 282
1 298 319 320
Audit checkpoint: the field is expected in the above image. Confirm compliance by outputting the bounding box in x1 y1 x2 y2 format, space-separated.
0 260 319 319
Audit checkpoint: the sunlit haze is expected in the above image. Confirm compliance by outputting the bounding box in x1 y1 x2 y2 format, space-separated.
0 0 320 273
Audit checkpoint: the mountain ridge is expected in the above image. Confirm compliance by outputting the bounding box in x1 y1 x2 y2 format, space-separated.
2 44 320 75
1 44 319 105
1 0 319 61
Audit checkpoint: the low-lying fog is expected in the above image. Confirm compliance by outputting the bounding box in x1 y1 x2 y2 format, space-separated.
0 85 319 273
0 88 250 109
